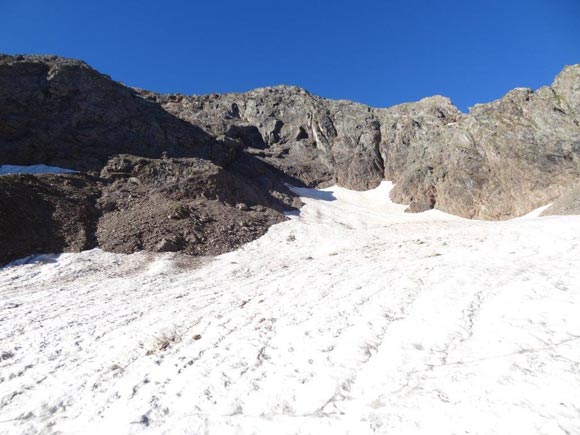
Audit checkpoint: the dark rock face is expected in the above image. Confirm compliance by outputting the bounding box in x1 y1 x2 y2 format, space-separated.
0 174 100 265
542 184 580 216
0 55 236 171
0 53 579 264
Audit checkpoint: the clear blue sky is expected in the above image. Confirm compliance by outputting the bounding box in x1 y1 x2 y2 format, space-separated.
2 0 579 111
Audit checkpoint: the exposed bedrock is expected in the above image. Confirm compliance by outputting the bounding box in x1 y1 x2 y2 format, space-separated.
1 53 579 263
96 155 294 256
151 65 580 220
0 155 297 265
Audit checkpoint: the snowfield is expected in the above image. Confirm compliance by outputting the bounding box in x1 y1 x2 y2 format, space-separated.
0 164 78 176
1 182 579 435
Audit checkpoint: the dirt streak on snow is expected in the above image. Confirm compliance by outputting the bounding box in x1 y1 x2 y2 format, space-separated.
1 182 579 434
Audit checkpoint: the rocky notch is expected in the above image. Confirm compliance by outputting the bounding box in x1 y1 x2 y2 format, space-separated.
151 66 580 219
0 54 239 171
0 173 101 264
146 88 463 193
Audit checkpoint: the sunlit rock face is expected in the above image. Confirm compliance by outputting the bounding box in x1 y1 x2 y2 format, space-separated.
152 65 580 220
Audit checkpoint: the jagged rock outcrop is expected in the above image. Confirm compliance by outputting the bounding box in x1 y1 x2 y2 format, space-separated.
145 88 462 192
0 53 579 264
0 55 299 265
96 155 293 256
0 54 238 171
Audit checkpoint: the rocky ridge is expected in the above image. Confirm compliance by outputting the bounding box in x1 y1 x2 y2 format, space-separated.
0 54 579 264
151 65 580 219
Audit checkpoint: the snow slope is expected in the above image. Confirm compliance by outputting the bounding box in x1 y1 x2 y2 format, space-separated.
0 164 78 176
1 182 579 434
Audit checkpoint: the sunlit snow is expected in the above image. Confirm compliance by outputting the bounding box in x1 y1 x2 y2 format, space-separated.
1 182 579 434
